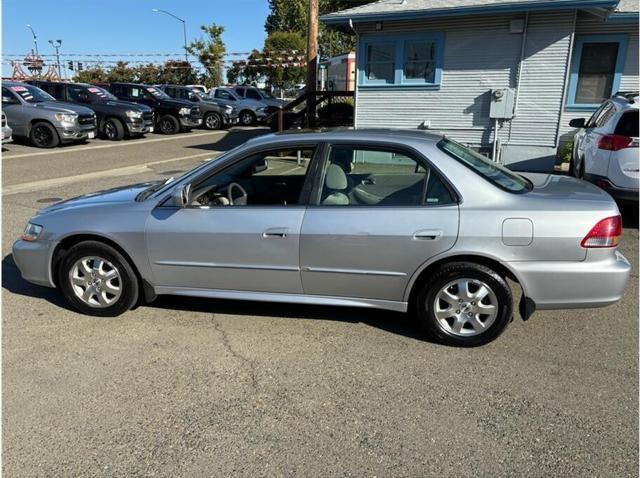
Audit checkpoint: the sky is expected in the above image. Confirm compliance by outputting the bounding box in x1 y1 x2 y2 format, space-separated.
1 0 271 78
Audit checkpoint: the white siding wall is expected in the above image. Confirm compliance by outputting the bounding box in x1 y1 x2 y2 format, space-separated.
355 15 522 145
508 11 574 147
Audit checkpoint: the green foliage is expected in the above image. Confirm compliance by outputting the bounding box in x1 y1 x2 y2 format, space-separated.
73 60 198 86
186 23 226 87
73 66 108 83
263 31 307 88
560 141 574 163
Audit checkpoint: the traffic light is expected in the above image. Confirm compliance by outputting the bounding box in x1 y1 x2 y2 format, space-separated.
67 61 74 71
77 62 83 71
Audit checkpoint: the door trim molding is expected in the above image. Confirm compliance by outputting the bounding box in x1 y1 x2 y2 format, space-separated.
154 260 300 272
302 266 407 277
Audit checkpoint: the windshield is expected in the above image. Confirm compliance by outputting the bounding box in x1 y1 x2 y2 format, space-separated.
137 144 247 201
437 138 531 193
145 86 170 99
260 90 274 99
87 86 118 101
9 84 54 103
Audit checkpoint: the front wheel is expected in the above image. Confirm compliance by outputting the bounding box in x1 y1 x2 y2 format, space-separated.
103 118 125 140
30 122 60 148
58 241 139 317
158 115 180 135
414 262 513 346
204 112 222 130
239 110 255 126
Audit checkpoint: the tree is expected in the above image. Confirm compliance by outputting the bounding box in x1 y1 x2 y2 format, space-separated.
106 61 136 83
73 65 108 83
263 31 307 89
186 23 226 87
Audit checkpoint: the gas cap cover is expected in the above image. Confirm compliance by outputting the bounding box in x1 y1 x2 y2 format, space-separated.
502 218 533 246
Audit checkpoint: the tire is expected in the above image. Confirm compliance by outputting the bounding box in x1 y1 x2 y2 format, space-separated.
103 117 125 140
29 121 60 148
414 262 513 347
57 241 139 317
204 112 223 130
239 110 256 126
158 115 180 135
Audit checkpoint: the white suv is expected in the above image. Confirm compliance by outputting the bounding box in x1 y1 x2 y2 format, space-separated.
570 92 639 202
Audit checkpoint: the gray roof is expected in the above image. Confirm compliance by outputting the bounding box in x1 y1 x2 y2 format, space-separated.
321 0 635 22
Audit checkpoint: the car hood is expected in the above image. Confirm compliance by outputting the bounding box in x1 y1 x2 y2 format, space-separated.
260 97 287 107
37 181 161 214
96 99 153 112
161 98 196 109
34 101 95 115
520 173 616 204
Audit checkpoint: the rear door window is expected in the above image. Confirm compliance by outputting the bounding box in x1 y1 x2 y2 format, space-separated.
40 83 65 100
614 111 639 137
246 89 262 101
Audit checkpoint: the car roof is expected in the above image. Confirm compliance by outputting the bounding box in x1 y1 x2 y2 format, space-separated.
611 93 639 111
245 128 444 147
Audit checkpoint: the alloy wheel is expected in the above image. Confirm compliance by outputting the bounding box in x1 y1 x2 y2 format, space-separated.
68 256 122 308
432 278 498 336
206 114 220 129
105 121 116 139
240 112 253 125
33 125 52 147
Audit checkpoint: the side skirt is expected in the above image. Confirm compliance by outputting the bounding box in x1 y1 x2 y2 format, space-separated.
153 286 408 313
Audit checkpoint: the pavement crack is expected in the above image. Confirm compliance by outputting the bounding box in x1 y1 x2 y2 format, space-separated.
211 314 258 390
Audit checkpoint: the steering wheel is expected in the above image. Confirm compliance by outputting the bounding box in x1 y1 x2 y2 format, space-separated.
227 182 248 205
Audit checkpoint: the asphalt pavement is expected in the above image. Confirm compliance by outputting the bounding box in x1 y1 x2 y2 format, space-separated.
2 128 638 477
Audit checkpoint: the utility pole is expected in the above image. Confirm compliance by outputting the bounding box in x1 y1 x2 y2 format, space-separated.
306 0 319 128
49 40 63 79
152 9 188 62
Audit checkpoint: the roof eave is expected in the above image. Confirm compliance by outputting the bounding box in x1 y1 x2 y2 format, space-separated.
320 0 620 25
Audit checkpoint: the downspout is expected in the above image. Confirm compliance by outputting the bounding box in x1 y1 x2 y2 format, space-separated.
513 12 530 117
555 9 578 148
349 18 359 128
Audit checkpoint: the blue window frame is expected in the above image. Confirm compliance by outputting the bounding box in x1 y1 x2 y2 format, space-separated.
566 34 628 110
358 33 445 88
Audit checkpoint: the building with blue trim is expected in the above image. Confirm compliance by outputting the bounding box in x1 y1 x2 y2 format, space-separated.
322 0 638 171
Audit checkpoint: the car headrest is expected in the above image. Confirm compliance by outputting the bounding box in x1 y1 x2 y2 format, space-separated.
325 163 348 190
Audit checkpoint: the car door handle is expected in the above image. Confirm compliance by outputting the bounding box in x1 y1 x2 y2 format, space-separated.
263 227 288 238
413 230 442 241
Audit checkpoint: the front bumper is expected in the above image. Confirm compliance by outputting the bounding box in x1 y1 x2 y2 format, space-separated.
2 125 13 143
57 124 96 143
126 118 154 135
12 239 56 288
179 116 203 129
223 113 239 125
507 250 631 310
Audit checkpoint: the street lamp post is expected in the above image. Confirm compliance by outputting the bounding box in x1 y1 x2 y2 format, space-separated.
152 8 188 62
49 39 63 78
26 24 39 57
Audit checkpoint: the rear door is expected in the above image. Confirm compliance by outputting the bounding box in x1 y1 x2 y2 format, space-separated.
582 101 616 176
300 143 459 302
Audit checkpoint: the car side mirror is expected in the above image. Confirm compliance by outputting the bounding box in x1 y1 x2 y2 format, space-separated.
569 118 586 128
252 158 268 174
171 183 191 208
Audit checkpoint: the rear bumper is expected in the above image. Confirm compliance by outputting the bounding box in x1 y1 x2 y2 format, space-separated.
584 173 638 202
507 251 630 310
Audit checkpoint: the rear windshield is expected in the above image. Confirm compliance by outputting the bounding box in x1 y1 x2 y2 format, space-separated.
614 111 639 138
437 138 531 193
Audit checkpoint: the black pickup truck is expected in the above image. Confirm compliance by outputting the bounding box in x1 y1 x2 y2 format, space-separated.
159 84 239 130
108 83 202 134
27 80 154 140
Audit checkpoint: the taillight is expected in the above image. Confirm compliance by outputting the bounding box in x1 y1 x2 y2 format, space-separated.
597 134 634 151
581 215 622 248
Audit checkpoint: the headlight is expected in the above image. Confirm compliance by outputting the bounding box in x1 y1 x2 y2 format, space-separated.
225 105 233 113
54 113 77 124
257 107 267 113
126 110 143 119
179 107 191 116
22 223 43 242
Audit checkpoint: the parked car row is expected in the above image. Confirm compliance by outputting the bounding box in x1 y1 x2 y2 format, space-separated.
1 81 285 148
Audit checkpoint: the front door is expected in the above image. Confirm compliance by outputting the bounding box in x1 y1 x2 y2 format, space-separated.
300 144 459 302
145 146 317 294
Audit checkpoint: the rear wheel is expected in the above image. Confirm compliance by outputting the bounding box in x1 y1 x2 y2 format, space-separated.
30 122 59 148
58 241 139 317
103 117 125 140
204 112 222 130
158 115 180 135
414 262 513 346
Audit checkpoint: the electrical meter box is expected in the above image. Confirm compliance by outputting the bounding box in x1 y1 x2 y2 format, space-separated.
489 88 515 119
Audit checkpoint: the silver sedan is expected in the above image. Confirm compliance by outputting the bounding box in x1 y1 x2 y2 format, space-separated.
12 129 630 346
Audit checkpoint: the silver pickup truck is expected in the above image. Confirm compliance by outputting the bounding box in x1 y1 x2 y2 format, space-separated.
2 81 96 148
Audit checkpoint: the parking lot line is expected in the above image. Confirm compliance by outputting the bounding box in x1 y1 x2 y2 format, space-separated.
2 130 225 160
3 151 218 195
